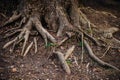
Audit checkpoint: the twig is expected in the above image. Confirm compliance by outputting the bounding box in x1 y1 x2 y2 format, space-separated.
100 46 111 58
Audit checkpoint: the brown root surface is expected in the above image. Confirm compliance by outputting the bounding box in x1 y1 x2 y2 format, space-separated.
0 0 120 80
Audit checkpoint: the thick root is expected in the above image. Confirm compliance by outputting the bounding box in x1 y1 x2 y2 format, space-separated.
55 51 71 74
32 17 56 45
56 6 73 36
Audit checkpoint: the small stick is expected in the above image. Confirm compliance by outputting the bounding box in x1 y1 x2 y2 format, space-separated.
34 37 38 53
100 46 111 58
64 45 75 60
55 51 71 74
23 42 33 56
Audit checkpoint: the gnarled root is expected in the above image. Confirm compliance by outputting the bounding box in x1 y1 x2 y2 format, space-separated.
3 18 32 55
32 17 56 45
56 6 73 37
3 16 56 56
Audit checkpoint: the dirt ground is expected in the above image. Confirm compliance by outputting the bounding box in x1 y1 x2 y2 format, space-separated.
0 1 120 80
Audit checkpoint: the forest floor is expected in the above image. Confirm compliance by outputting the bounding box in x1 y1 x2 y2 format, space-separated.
0 1 120 80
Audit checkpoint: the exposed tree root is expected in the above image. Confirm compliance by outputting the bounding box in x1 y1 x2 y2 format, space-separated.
57 32 74 47
84 40 120 72
54 45 75 74
64 45 75 60
100 46 111 58
33 17 56 45
56 6 73 37
3 18 32 55
34 37 38 54
55 51 71 74
23 42 33 56
3 16 57 56
1 12 21 28
2 0 120 74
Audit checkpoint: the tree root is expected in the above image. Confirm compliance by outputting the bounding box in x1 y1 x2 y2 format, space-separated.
55 51 71 74
84 40 120 72
4 29 22 38
64 45 75 60
1 12 21 28
57 32 74 47
100 46 111 58
3 18 32 55
34 37 38 54
33 17 56 45
3 16 57 56
23 42 33 56
56 6 73 37
2 0 120 74
54 45 75 74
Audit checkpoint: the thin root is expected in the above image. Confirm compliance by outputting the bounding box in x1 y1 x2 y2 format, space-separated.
23 42 33 56
100 46 111 58
4 29 22 38
3 37 18 49
34 37 38 53
1 13 21 28
84 40 120 71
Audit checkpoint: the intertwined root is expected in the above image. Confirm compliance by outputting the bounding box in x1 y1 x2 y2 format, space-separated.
3 16 56 56
2 4 120 73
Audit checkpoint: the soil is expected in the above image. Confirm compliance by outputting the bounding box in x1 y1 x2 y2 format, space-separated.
0 1 120 80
